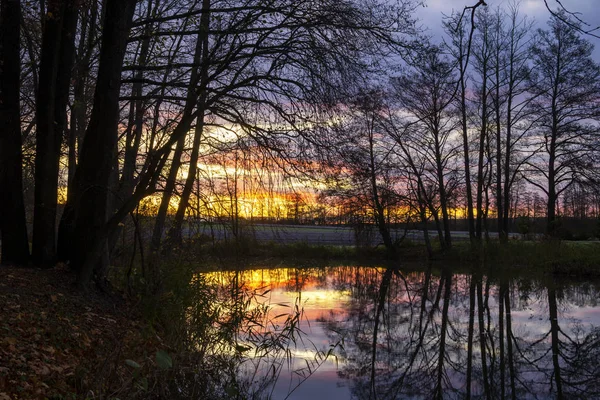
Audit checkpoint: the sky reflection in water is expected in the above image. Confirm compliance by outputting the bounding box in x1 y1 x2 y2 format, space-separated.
208 266 600 399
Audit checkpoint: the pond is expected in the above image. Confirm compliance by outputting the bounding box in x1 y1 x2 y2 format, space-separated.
205 264 600 399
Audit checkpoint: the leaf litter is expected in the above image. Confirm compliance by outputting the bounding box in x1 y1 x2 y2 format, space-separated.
0 266 162 399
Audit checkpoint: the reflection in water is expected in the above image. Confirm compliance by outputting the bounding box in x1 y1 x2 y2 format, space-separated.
206 265 600 399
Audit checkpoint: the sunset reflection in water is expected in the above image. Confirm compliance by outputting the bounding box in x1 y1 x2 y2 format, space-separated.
204 265 600 399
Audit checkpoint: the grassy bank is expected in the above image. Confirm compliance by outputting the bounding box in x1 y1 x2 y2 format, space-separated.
193 237 600 276
438 240 600 277
200 237 388 262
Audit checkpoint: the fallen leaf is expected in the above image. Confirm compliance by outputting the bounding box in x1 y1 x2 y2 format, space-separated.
36 365 51 376
51 365 64 373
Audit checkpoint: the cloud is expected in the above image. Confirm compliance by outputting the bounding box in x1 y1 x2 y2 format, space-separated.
414 0 600 59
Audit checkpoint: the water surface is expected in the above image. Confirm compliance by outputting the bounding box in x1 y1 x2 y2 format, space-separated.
207 265 600 399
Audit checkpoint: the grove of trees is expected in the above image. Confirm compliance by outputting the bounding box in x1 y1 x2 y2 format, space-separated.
1 0 600 286
317 4 600 254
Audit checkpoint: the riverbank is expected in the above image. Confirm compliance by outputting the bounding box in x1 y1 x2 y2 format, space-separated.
198 238 600 276
444 240 600 277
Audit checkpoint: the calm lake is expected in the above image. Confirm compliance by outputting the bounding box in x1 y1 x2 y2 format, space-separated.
205 264 600 399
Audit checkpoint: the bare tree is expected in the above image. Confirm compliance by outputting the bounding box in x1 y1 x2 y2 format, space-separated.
525 12 600 237
321 89 403 256
149 1 207 252
165 0 211 248
487 4 536 242
68 0 138 287
444 11 476 242
391 46 459 250
472 7 494 241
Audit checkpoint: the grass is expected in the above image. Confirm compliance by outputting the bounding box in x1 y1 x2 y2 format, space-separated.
192 235 600 277
425 239 600 277
199 236 390 262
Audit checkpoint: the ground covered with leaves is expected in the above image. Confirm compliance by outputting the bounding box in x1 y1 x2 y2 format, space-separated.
0 265 164 399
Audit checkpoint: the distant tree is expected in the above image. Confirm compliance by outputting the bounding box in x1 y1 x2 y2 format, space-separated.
391 47 459 250
0 0 30 265
487 4 535 242
526 13 600 237
321 89 402 256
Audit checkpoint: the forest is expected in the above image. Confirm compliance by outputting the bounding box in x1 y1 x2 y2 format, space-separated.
2 0 600 398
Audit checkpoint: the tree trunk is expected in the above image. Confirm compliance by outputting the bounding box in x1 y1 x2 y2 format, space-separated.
32 0 78 267
168 0 211 247
435 142 452 250
418 194 432 259
150 134 186 251
494 48 504 243
57 4 98 262
460 73 475 241
547 166 557 236
0 0 30 265
370 135 396 257
120 0 155 199
68 2 98 192
484 134 493 242
547 127 557 236
69 0 137 287
476 65 488 241
548 285 564 399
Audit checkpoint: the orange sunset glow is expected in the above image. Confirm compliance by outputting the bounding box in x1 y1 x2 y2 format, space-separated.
203 267 357 322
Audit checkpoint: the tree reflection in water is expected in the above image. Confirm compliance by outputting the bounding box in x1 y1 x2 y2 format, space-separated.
321 266 600 399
